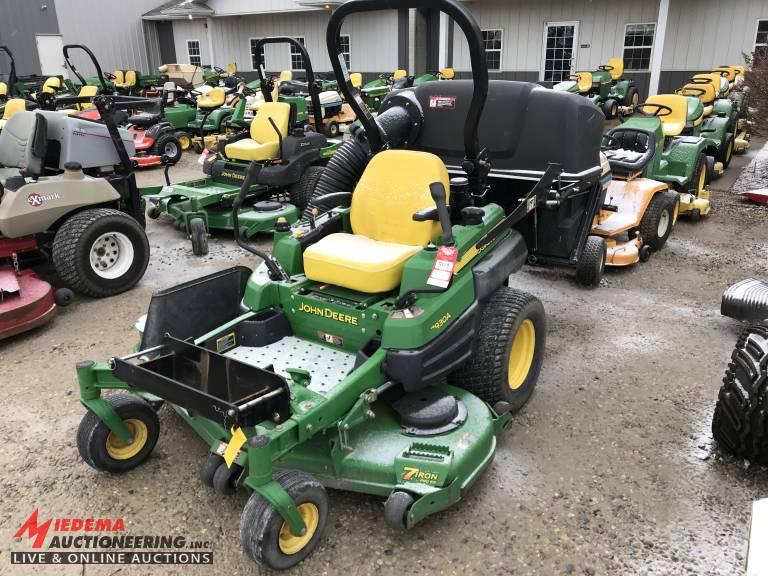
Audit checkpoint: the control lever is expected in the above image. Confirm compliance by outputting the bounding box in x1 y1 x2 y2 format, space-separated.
429 182 454 247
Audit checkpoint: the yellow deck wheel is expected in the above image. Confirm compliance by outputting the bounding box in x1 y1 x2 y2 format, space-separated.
507 319 536 390
106 419 148 460
178 133 191 150
278 503 320 555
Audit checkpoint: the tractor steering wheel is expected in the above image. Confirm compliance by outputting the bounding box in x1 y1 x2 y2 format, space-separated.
103 71 116 81
690 77 714 85
636 102 673 117
599 65 615 71
677 86 706 97
214 66 226 75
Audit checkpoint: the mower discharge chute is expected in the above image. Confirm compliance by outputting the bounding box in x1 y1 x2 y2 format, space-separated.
553 57 639 119
74 0 547 570
143 37 341 256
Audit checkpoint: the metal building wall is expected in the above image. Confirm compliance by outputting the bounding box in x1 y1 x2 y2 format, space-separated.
0 0 60 77
172 10 398 77
52 0 163 78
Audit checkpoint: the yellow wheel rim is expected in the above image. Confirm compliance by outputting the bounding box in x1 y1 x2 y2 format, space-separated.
106 419 148 461
673 199 679 224
697 166 706 196
178 134 191 150
726 139 733 162
279 503 319 555
507 319 536 390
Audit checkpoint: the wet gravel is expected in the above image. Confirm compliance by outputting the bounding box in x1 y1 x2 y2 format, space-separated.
2 142 768 575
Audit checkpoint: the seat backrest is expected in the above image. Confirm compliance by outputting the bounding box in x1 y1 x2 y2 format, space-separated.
0 111 46 175
0 82 7 98
644 94 687 137
393 69 408 80
249 101 291 144
279 70 293 82
439 67 455 79
76 85 99 110
350 72 362 88
226 62 237 76
679 81 716 105
113 70 125 85
198 86 226 108
42 76 61 94
350 150 448 246
2 98 26 120
576 72 593 93
693 73 726 97
712 66 736 83
606 57 624 80
124 70 137 88
610 128 650 153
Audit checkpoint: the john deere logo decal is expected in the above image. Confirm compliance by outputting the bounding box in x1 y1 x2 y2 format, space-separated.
402 466 439 485
27 192 60 207
298 302 358 326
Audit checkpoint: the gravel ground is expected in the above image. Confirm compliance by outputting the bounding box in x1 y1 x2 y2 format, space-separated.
2 139 768 576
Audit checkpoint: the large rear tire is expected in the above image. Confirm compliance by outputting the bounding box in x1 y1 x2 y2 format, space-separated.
717 133 735 169
153 132 182 164
53 208 150 297
688 153 708 197
712 326 768 465
602 98 619 120
623 87 639 110
448 287 545 413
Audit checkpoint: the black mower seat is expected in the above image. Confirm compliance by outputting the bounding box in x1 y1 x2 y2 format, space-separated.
129 112 162 128
602 127 656 174
401 80 603 174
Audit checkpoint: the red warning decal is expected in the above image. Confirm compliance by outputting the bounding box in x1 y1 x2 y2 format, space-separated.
428 95 456 110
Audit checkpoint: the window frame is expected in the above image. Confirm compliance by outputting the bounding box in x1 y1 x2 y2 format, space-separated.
248 37 267 72
186 39 202 67
755 18 768 55
339 34 351 71
290 36 306 71
622 22 656 72
540 21 579 82
481 28 503 73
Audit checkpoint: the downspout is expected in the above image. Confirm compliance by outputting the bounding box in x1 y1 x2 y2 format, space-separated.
648 0 669 96
438 11 449 69
206 17 216 67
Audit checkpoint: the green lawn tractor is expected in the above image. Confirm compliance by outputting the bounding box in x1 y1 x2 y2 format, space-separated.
143 37 339 255
677 76 735 172
0 45 18 116
553 57 639 119
361 67 453 112
74 0 546 570
693 70 750 154
601 94 714 220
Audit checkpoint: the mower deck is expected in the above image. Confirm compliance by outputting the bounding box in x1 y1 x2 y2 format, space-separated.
0 267 56 339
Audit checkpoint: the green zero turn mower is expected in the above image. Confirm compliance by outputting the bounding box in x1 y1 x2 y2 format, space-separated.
142 37 342 255
75 0 547 569
553 57 639 119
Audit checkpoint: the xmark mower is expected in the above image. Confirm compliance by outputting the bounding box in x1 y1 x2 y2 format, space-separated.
74 0 546 570
0 95 152 339
143 37 340 255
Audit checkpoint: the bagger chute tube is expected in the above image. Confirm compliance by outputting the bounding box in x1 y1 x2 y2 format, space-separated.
75 0 546 570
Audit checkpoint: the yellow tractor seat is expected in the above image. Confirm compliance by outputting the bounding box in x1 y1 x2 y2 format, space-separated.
279 70 293 82
42 76 62 94
224 101 291 161
303 150 449 294
576 72 593 93
605 57 624 81
712 66 736 83
679 82 716 109
0 82 7 98
121 70 137 89
0 98 26 130
644 94 688 137
393 69 408 80
197 86 226 109
75 85 98 110
112 70 125 86
694 72 726 97
349 72 363 88
439 67 455 79
226 62 237 76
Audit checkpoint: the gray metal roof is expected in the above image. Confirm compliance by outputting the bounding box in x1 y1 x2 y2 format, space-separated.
142 0 214 20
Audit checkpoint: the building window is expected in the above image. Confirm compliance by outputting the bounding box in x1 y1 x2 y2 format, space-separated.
543 23 578 82
249 38 266 70
756 19 768 58
623 23 655 71
291 37 305 71
187 40 201 67
340 34 351 70
482 29 502 72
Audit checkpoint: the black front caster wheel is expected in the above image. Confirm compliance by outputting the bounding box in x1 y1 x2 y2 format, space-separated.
240 470 328 570
384 491 414 530
213 462 243 495
54 288 74 307
200 453 224 487
639 244 652 262
77 394 160 473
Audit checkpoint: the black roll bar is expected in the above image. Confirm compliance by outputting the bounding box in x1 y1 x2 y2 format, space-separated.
63 44 109 92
